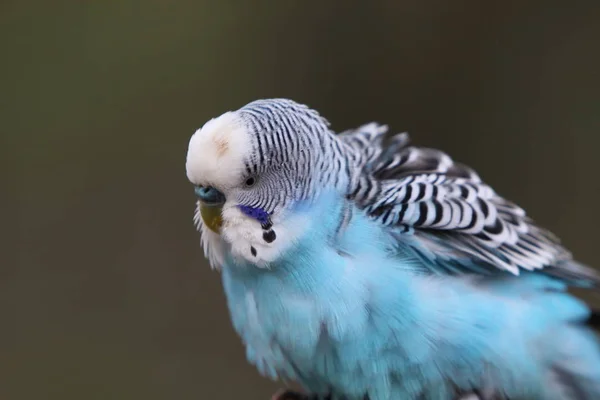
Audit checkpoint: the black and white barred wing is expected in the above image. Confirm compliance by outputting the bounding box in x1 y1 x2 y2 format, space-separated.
338 123 394 168
365 173 571 275
340 123 479 180
346 126 597 282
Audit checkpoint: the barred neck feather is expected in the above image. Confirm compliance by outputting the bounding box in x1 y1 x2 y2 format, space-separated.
237 99 363 208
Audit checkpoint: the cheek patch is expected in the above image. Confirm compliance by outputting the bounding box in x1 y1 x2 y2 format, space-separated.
237 205 277 244
238 205 270 225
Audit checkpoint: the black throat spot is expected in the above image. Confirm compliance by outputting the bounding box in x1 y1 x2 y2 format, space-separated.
263 229 276 243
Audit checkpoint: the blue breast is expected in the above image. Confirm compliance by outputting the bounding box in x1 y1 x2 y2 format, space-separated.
217 192 598 399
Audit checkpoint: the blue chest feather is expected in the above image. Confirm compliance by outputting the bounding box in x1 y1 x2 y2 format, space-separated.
218 193 600 400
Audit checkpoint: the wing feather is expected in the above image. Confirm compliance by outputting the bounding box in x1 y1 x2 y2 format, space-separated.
340 124 597 285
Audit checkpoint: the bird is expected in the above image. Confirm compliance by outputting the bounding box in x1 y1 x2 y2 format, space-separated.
185 98 600 400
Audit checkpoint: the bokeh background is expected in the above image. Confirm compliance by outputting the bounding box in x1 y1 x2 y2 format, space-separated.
3 1 599 399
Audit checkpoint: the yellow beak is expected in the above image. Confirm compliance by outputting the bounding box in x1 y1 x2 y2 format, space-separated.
200 203 223 233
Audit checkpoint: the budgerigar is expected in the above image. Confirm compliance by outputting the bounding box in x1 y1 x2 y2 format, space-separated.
185 99 600 400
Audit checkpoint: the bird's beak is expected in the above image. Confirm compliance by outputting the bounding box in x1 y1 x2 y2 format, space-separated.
195 186 225 233
200 203 223 233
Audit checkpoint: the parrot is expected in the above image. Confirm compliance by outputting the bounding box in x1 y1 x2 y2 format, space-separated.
185 98 600 400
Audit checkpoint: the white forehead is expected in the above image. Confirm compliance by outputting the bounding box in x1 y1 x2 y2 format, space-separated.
185 111 252 189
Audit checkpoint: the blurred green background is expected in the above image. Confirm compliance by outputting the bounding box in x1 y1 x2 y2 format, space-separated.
2 1 599 399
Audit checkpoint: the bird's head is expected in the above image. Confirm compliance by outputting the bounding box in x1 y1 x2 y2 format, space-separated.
185 99 354 267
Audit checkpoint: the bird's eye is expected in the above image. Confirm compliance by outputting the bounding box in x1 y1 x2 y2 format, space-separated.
244 176 256 187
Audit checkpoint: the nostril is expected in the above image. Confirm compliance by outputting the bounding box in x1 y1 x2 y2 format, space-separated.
194 186 226 205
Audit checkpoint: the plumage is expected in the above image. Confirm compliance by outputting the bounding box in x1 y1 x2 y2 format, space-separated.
185 99 600 400
342 123 577 279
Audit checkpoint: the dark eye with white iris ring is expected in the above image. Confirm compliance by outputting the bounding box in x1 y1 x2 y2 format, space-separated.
244 176 256 187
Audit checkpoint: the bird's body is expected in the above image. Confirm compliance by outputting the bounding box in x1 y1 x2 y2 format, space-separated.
219 191 599 399
185 99 600 399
